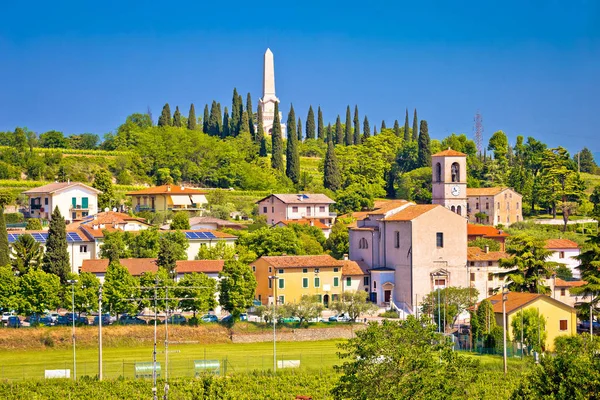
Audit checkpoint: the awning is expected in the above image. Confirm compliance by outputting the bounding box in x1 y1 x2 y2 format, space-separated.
190 195 206 204
170 195 192 206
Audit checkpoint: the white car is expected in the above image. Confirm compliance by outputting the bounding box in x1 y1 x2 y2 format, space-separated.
2 312 15 322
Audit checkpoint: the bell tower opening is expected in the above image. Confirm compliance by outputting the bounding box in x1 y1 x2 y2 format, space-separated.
431 148 467 216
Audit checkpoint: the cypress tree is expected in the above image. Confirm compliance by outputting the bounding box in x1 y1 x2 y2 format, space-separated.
222 107 230 138
393 120 401 137
363 116 371 140
241 110 249 133
172 106 182 127
158 103 172 127
306 106 316 140
374 126 378 135
381 120 386 130
246 93 255 139
216 102 223 135
0 194 10 266
256 105 265 150
345 106 353 146
42 207 70 283
203 104 209 133
236 94 244 134
231 88 241 136
335 115 343 145
323 136 341 191
404 109 410 141
326 123 332 143
317 106 325 141
353 105 361 144
418 120 432 167
297 118 302 142
386 167 396 198
187 103 197 130
412 109 419 141
208 101 221 136
271 102 284 171
286 104 300 184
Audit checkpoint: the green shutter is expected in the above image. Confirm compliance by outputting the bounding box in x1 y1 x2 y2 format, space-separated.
278 279 284 289
82 197 88 209
334 277 339 287
302 278 308 288
72 197 77 207
346 277 352 287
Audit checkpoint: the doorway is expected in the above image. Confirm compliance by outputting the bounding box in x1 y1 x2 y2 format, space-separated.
323 294 329 308
384 290 391 303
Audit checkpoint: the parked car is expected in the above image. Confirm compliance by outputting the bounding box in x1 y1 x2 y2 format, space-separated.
7 316 21 328
1 311 15 323
118 315 147 325
56 315 70 326
30 313 53 326
280 316 301 323
200 314 219 323
49 313 60 323
220 315 233 323
167 314 187 325
578 321 600 332
93 314 112 326
328 314 351 322
39 316 54 326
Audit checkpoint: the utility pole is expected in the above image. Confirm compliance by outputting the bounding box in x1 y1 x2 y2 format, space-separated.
502 286 508 375
153 278 158 400
67 279 78 380
164 285 170 400
98 284 103 381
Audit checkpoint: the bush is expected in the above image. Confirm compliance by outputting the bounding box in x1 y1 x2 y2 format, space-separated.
379 310 399 318
5 213 24 224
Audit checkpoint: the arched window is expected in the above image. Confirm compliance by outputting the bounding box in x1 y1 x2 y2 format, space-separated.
457 205 462 215
451 205 456 213
435 163 442 182
359 238 369 249
451 162 460 183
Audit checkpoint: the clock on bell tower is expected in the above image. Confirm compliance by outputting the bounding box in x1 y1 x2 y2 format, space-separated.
431 148 468 216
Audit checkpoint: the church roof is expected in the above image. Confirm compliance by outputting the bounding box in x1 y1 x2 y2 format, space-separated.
382 204 440 221
466 187 512 196
432 148 467 157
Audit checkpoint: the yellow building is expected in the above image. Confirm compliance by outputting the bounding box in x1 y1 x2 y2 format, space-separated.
126 185 208 213
251 255 345 308
486 292 577 351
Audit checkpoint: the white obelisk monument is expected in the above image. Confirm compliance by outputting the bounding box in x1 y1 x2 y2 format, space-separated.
259 48 286 137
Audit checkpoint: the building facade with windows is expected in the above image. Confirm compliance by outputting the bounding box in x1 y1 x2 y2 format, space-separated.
126 185 208 213
545 239 581 279
23 182 101 223
256 194 336 226
467 246 509 300
466 187 523 226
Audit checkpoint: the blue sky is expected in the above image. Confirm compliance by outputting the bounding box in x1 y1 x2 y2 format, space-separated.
1 1 598 155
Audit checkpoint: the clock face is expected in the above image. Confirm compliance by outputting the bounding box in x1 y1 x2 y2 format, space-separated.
451 185 460 196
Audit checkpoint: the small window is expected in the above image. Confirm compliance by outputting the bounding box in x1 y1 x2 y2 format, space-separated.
488 273 493 281
271 207 274 213
559 320 568 331
302 268 308 273
333 277 339 287
486 203 489 210
346 277 352 286
470 272 475 282
488 288 494 296
476 202 479 210
80 245 87 253
258 294 261 301
268 267 272 273
278 269 284 274
268 279 272 289
319 206 325 212
497 202 500 209
45 198 49 205
363 276 369 286
436 233 444 248
559 251 565 259
278 295 284 305
488 261 493 266
278 279 284 289
314 268 320 273
302 278 309 288
373 281 377 289
314 277 320 288
263 207 267 213
469 261 475 266
359 238 369 249
252 266 256 272
394 231 400 248
332 294 339 302
333 267 339 272
292 206 298 212
517 202 520 209
560 288 566 296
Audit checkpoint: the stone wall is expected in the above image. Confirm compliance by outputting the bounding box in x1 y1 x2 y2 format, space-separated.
231 324 366 343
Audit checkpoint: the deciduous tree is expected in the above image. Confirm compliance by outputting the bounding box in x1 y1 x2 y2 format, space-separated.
218 260 257 320
170 212 190 230
103 261 139 317
176 272 217 318
93 169 114 210
19 269 61 315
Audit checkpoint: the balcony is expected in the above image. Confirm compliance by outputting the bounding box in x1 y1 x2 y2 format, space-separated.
70 205 90 211
30 204 42 210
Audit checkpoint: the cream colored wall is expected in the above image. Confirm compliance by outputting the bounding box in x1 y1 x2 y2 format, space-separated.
431 155 467 212
348 230 374 266
467 260 505 301
186 239 235 261
342 275 367 292
53 186 99 222
68 240 96 274
468 190 522 226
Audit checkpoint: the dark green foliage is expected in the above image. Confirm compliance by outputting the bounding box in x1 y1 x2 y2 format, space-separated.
317 106 325 140
470 299 501 349
323 138 341 191
468 238 501 252
240 111 249 133
353 105 360 145
25 218 42 230
172 106 182 127
576 147 597 173
39 131 68 148
207 101 221 136
187 104 197 130
335 115 343 145
591 185 600 218
157 231 188 278
326 123 332 142
256 105 266 156
170 211 190 230
11 233 43 274
344 106 352 146
271 102 284 171
412 108 418 141
246 93 255 139
297 117 302 142
306 105 316 140
218 260 257 319
0 209 8 267
158 103 172 127
231 88 241 136
381 120 386 130
393 119 401 137
404 108 411 141
93 169 114 210
41 207 70 283
286 104 300 184
222 107 230 138
202 104 209 133
417 119 432 167
363 116 370 140
373 125 377 135
333 183 374 214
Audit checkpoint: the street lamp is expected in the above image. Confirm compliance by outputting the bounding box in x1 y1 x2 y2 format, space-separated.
98 284 103 381
501 282 512 376
269 275 279 372
66 279 78 380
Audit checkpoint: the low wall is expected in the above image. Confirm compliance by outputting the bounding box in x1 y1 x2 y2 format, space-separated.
231 325 365 343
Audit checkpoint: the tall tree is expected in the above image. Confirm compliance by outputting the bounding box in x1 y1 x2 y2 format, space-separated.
172 106 182 127
324 137 341 191
240 110 249 133
393 120 401 137
157 231 188 279
576 147 597 173
207 101 221 136
317 106 325 141
306 106 316 140
326 123 332 142
363 116 371 140
417 120 431 167
257 105 267 157
570 232 600 326
222 107 230 138
202 104 209 133
158 103 172 127
335 115 344 145
246 93 255 139
345 106 353 145
353 105 361 145
373 126 377 135
0 192 11 267
176 273 217 318
412 109 418 141
42 207 70 283
103 262 139 317
271 102 284 171
404 109 410 141
19 269 61 315
218 260 257 320
93 169 114 211
216 102 223 135
286 104 300 184
187 103 197 130
231 88 241 136
381 120 386 130
297 118 302 142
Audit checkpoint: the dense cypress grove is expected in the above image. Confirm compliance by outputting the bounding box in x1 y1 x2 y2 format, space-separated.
158 103 172 127
404 109 410 141
297 118 302 142
271 102 284 171
306 106 316 140
412 109 419 141
0 207 8 266
393 120 401 137
363 116 371 140
257 106 267 156
202 104 209 133
246 93 255 139
241 111 249 133
418 120 431 167
317 106 325 141
381 120 386 130
286 105 300 184
42 207 70 283
187 104 197 130
345 106 353 146
335 116 344 145
353 105 361 144
323 136 341 191
231 88 241 136
222 107 230 138
208 101 221 136
172 106 182 127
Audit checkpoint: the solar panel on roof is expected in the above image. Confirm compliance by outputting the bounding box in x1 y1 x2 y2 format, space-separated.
31 233 47 242
8 234 17 243
66 232 84 242
184 232 196 240
204 232 216 239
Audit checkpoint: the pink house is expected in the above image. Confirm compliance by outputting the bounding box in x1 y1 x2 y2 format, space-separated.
256 194 336 226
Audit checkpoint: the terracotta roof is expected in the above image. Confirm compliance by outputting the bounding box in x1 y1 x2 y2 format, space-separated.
256 193 335 205
467 247 509 261
431 148 467 157
23 182 101 195
350 227 379 231
161 217 245 230
67 211 149 230
366 200 411 215
466 187 510 196
126 185 208 195
554 278 586 288
81 258 224 275
277 219 329 229
382 204 440 221
258 255 343 269
467 224 509 238
545 239 579 249
484 292 575 314
341 260 369 276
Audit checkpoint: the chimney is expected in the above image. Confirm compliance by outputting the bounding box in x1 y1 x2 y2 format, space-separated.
310 220 314 226
343 254 348 260
485 246 489 254
181 186 185 191
166 185 171 192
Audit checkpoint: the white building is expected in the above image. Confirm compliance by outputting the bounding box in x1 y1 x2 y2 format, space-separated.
23 182 101 223
256 194 336 227
467 246 509 299
545 239 581 279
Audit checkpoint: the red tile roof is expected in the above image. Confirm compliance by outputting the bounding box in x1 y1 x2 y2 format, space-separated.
545 239 579 249
172 260 224 274
259 255 343 269
467 247 509 261
554 278 585 288
366 200 411 215
431 148 467 157
483 292 575 314
67 211 149 230
341 260 369 276
126 185 208 195
277 219 329 229
382 204 440 221
467 187 512 196
256 194 335 204
23 182 101 194
467 224 509 238
81 258 224 275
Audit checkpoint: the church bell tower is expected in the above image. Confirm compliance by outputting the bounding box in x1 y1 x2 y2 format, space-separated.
431 148 467 216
